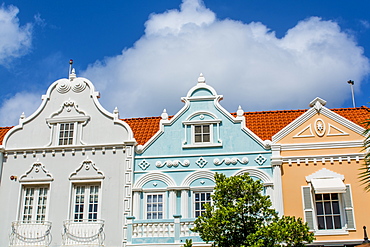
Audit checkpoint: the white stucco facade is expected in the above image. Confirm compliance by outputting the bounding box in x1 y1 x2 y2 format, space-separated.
0 71 136 247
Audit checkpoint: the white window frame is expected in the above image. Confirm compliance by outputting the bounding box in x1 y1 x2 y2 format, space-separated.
145 193 165 220
192 124 212 144
182 120 222 148
313 193 344 231
19 184 50 223
58 122 76 146
193 191 212 218
71 183 102 222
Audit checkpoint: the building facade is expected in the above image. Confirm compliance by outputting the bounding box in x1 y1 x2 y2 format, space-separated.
0 70 136 247
125 74 278 246
0 71 369 247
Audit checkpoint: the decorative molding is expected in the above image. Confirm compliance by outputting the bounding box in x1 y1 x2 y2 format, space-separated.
69 158 104 180
294 125 314 138
284 154 362 166
156 160 190 168
254 154 267 165
280 140 364 151
233 168 272 184
19 161 53 182
182 170 215 187
195 157 208 168
314 118 326 137
327 124 349 136
306 168 344 182
138 160 150 170
133 172 176 189
213 157 249 166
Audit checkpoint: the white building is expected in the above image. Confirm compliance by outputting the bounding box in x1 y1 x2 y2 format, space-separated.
0 70 136 247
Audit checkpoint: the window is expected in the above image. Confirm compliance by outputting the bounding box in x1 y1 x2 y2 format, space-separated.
73 184 100 222
315 193 341 230
146 194 164 219
194 125 210 143
21 186 49 223
302 185 355 234
59 123 75 145
194 192 211 217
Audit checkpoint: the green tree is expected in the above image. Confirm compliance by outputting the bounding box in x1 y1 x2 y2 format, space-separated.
360 119 370 191
192 173 314 247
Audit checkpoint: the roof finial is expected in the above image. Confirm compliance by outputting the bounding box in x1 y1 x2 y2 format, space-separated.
198 73 206 83
161 109 168 120
237 105 244 117
69 59 76 80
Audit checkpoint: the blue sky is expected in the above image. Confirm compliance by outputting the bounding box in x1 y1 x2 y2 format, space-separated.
0 0 370 126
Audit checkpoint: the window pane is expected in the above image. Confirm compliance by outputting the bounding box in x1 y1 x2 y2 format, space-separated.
334 216 341 229
203 125 210 133
195 126 201 133
325 216 333 229
324 202 332 214
316 202 323 215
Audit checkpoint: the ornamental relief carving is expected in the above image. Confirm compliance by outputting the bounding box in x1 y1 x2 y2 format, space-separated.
293 118 348 138
56 79 87 94
137 156 255 170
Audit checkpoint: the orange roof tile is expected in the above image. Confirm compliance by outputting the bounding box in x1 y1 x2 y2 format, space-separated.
0 107 369 146
0 127 12 145
125 107 370 145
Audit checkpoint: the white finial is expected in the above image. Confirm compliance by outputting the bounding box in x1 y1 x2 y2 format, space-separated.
20 112 25 119
113 107 119 120
198 73 206 83
237 105 244 117
161 109 168 120
69 68 76 80
113 107 119 115
309 97 327 113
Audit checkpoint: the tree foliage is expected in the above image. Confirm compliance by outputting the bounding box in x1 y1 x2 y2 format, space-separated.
360 119 370 191
192 173 314 247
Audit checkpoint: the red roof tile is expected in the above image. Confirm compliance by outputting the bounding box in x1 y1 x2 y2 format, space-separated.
1 107 369 146
125 107 370 145
0 127 12 145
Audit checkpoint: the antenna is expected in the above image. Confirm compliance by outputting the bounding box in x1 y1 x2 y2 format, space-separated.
69 59 73 75
347 80 356 108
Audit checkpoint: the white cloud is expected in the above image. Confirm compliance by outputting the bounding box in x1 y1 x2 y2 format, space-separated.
81 0 370 118
0 92 41 126
0 4 33 66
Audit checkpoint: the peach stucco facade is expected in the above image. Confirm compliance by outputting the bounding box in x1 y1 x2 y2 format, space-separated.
274 98 370 246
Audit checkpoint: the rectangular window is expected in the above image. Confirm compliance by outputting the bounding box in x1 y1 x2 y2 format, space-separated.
59 123 74 145
146 194 163 219
315 193 341 230
21 186 49 223
194 192 211 217
194 125 210 143
73 184 100 222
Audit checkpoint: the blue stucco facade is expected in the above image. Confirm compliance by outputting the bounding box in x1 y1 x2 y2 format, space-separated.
128 75 276 246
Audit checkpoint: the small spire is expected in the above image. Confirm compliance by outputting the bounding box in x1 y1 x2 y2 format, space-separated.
237 105 244 117
198 73 206 83
113 107 119 115
69 68 76 80
161 109 168 120
20 112 25 119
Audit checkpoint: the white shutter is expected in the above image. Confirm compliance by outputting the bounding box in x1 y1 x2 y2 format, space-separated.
302 186 314 230
343 185 355 230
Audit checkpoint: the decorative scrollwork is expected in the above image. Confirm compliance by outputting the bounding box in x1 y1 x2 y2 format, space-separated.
72 80 87 93
156 160 190 168
56 80 71 94
213 157 249 166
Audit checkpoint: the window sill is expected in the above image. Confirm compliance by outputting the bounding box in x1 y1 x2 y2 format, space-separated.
314 229 348 236
182 143 222 149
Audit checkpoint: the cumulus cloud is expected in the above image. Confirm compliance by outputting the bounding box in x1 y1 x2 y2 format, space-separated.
81 0 369 119
0 4 33 66
0 92 41 126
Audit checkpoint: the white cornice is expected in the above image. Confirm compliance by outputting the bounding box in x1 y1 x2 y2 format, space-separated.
136 150 271 159
280 140 364 151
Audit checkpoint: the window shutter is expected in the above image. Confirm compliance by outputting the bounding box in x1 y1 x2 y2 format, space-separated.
302 186 314 230
343 185 355 230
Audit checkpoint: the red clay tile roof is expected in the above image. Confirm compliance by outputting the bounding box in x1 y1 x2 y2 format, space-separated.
125 106 370 145
0 107 369 146
0 127 12 145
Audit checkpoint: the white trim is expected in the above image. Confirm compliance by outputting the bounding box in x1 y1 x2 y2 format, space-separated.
182 170 215 187
137 150 271 159
133 172 176 189
280 140 364 151
232 168 272 184
144 192 166 220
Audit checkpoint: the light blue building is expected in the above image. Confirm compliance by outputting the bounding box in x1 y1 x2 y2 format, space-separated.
127 74 281 246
